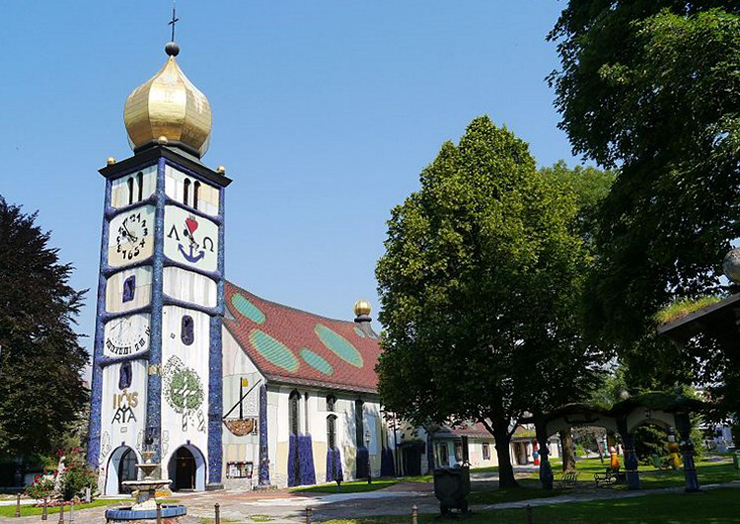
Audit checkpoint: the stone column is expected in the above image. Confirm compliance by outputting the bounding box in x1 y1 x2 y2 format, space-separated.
675 413 700 492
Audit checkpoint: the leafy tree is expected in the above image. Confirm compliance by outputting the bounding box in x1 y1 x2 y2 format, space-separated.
539 161 615 250
0 197 89 457
375 117 602 488
548 3 740 416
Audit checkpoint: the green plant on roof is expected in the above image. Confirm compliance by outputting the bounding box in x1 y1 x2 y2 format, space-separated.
655 296 722 325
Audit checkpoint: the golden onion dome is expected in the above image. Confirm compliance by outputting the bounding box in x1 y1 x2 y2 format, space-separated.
353 300 372 318
124 43 212 157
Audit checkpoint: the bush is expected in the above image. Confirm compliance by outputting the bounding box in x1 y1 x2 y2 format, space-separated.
58 448 96 501
25 475 55 500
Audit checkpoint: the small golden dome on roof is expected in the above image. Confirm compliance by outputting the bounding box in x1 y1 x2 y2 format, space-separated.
124 44 212 158
354 300 372 318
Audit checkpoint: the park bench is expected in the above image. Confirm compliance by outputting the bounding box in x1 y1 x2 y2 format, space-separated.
559 471 579 489
594 468 626 488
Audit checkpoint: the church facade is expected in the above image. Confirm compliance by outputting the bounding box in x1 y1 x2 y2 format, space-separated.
86 41 560 495
86 41 396 494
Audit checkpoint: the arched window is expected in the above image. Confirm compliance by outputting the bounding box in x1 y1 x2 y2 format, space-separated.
183 179 191 206
355 399 364 447
119 362 132 390
181 315 194 346
327 415 337 450
127 178 134 205
326 395 336 413
137 172 144 202
193 181 201 210
289 390 301 436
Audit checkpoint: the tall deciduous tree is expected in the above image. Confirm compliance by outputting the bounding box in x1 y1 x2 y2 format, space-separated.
549 3 740 341
375 118 601 488
0 197 89 457
549 2 740 418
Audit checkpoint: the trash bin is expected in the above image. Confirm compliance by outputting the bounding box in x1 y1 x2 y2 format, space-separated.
433 466 470 515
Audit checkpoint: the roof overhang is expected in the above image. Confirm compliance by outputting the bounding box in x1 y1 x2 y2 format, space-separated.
657 293 740 351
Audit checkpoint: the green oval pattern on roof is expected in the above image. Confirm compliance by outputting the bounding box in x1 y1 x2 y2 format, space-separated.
299 347 334 376
249 329 298 372
315 324 363 367
232 293 265 324
353 327 366 339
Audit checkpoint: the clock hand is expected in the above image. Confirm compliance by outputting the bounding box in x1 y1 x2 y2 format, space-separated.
121 222 138 243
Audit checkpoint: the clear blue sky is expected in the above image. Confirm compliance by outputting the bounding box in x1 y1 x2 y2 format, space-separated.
0 1 584 363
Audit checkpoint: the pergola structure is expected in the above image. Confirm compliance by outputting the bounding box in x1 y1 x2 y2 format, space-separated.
526 393 704 492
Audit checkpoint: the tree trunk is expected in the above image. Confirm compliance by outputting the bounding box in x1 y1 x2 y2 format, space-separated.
560 429 576 472
492 419 518 488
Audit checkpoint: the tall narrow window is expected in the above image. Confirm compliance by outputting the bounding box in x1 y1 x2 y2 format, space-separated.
119 362 132 390
289 390 301 436
181 315 194 346
327 415 337 450
137 172 144 202
326 395 336 413
122 275 136 303
355 399 364 447
183 179 191 206
193 181 201 210
127 178 134 205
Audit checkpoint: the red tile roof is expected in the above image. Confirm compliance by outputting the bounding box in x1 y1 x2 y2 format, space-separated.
449 422 492 439
223 281 381 394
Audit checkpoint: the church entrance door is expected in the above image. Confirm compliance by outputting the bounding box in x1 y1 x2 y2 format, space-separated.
173 447 196 491
118 448 138 493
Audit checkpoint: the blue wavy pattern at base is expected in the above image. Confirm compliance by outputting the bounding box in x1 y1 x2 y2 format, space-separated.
258 384 270 485
325 448 343 483
105 504 186 520
380 447 395 477
288 435 317 486
288 435 298 487
355 446 369 479
298 435 316 485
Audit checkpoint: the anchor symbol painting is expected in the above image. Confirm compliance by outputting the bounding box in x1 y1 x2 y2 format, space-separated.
166 207 217 269
178 216 206 263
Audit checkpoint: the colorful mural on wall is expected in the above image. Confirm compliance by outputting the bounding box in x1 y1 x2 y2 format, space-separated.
163 356 206 433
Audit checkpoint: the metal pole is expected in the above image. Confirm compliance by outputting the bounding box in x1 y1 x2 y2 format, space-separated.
15 493 20 517
57 503 64 524
156 502 162 524
215 503 221 524
305 506 313 524
69 501 75 523
42 498 48 520
411 504 419 524
525 504 533 524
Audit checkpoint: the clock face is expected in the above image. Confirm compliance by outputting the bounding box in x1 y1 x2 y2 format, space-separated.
104 313 150 357
108 206 155 267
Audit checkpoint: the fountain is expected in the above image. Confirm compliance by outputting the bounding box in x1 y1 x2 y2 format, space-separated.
105 450 187 522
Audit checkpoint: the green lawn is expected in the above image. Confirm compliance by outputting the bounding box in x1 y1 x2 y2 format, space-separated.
292 479 399 493
536 456 738 489
468 485 562 505
320 488 740 523
0 497 180 518
470 465 499 474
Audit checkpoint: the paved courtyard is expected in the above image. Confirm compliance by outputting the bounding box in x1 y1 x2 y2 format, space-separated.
10 471 740 524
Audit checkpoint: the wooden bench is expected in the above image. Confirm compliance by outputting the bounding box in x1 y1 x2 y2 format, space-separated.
594 468 626 488
559 471 579 489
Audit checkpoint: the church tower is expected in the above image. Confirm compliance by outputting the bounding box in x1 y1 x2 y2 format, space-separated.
87 39 231 494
